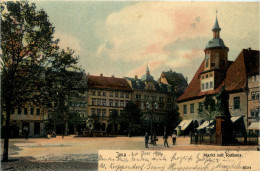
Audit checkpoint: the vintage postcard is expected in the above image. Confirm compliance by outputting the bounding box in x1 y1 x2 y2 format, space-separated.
1 0 259 170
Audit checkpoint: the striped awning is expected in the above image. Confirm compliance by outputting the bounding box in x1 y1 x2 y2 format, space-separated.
248 122 260 130
197 120 214 130
175 120 193 131
231 116 243 123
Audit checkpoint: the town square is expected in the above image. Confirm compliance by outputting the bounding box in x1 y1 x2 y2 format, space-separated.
1 1 259 170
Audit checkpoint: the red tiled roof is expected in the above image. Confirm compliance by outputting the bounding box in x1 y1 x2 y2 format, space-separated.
177 49 259 102
87 75 132 91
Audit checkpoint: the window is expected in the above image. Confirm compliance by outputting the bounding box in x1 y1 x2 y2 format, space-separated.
92 90 95 96
206 82 209 89
102 99 106 106
11 108 14 114
91 109 95 116
256 92 259 99
190 104 194 113
136 94 141 99
115 92 119 97
97 91 101 96
97 99 101 106
30 108 34 115
251 110 255 117
120 100 124 107
102 91 106 97
120 110 124 115
202 76 204 79
97 109 101 116
183 105 187 114
211 63 215 67
210 81 213 88
126 93 129 98
115 100 119 107
36 108 40 115
18 108 21 114
92 98 96 105
102 109 106 116
199 102 203 111
110 91 113 97
120 92 124 98
252 92 256 100
202 83 204 90
109 110 113 115
109 99 113 106
233 97 240 110
221 60 225 67
206 60 209 68
159 97 164 101
24 108 28 115
206 74 208 78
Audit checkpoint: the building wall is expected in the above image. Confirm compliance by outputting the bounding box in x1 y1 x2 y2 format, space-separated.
178 98 205 120
8 105 45 136
247 75 260 126
229 92 247 116
132 89 172 123
87 88 131 130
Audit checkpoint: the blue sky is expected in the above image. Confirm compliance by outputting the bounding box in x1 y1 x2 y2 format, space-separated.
33 1 259 83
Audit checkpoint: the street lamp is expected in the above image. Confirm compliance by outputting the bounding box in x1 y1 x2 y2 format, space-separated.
146 101 158 136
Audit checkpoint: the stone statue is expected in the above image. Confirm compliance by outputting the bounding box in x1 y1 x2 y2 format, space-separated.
216 86 230 116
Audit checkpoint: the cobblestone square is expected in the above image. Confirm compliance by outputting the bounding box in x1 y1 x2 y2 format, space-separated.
1 135 259 170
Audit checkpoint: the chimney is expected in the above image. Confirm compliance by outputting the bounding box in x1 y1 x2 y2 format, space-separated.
134 75 138 80
87 72 90 75
186 77 188 83
111 75 114 78
248 47 251 51
100 73 103 77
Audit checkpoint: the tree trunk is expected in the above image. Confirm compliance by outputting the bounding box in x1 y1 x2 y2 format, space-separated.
3 104 11 162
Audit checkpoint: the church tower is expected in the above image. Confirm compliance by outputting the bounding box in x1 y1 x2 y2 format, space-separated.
200 12 229 92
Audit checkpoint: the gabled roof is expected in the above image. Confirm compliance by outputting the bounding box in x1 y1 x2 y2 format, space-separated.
87 75 132 91
177 49 260 102
125 77 170 93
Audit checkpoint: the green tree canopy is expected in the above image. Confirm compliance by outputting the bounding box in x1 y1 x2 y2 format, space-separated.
198 95 220 121
1 1 58 161
121 101 143 136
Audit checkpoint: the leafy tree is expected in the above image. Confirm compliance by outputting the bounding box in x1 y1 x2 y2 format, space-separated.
45 48 87 137
120 101 142 137
108 110 119 134
198 95 220 121
165 105 182 134
1 1 58 161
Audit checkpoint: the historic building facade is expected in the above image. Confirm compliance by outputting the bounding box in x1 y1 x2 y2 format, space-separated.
86 74 132 132
177 15 260 133
125 65 176 135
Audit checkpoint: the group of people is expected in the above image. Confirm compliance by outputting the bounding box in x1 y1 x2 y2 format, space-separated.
145 132 177 148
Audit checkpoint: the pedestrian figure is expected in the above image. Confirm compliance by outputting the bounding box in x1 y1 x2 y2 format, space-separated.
150 135 153 144
171 132 177 145
163 133 169 147
145 132 149 148
152 133 157 146
24 130 28 140
195 132 198 144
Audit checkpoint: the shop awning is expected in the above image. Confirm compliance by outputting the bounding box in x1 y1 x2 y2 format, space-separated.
231 116 243 123
197 120 214 130
175 120 193 131
248 122 260 130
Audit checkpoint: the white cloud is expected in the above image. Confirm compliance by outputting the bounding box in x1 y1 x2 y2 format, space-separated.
54 32 81 55
93 2 259 80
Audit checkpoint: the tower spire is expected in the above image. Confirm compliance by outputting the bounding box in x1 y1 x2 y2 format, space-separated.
146 63 150 75
212 10 221 38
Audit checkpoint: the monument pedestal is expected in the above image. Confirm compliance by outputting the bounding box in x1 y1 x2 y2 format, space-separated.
216 115 234 145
